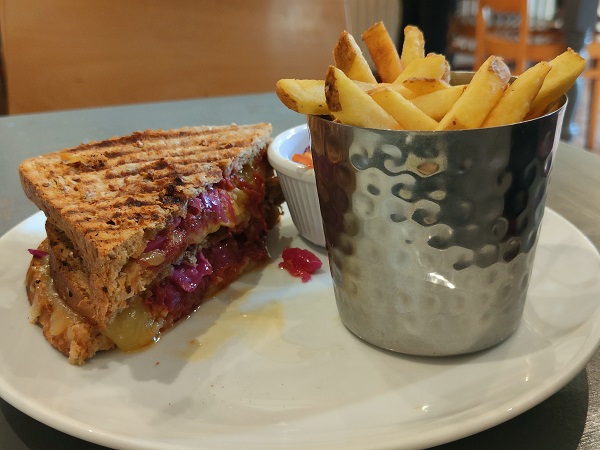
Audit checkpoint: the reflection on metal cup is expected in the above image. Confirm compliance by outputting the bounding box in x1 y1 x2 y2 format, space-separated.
307 95 565 356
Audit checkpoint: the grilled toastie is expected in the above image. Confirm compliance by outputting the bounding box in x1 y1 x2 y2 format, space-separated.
19 123 283 364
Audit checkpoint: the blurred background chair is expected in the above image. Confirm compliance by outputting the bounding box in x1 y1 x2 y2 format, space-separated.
0 0 346 114
448 0 477 69
474 0 565 74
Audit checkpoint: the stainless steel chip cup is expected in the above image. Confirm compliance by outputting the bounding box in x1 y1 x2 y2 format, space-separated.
307 93 565 356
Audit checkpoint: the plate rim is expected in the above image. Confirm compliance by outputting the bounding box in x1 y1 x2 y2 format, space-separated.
0 208 599 450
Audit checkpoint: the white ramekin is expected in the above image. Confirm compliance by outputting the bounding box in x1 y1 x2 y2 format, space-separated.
267 124 325 247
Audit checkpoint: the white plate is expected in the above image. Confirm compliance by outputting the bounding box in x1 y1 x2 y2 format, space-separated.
1 208 600 450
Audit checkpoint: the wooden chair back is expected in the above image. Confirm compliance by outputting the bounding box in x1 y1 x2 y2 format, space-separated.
474 0 565 74
0 0 346 114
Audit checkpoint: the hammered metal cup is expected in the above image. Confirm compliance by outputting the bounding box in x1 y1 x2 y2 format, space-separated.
307 94 565 356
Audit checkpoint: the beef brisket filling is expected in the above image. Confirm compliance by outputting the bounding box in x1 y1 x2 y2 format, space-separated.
139 162 269 331
148 219 268 328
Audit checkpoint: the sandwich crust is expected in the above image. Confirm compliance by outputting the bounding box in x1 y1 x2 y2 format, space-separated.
26 240 115 364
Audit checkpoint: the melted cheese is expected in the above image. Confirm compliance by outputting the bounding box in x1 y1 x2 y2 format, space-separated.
103 300 164 352
28 257 85 336
28 256 162 352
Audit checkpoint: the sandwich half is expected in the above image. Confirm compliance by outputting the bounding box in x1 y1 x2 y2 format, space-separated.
19 123 283 364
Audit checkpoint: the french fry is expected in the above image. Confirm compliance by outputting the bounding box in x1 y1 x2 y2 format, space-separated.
275 79 329 115
544 100 562 114
369 86 438 131
275 22 586 134
386 83 419 99
482 61 551 127
411 85 467 121
355 81 416 99
361 21 403 83
527 48 587 119
402 78 451 97
400 25 425 70
436 56 510 130
275 77 415 116
393 53 450 85
333 31 378 84
352 80 379 92
325 65 401 130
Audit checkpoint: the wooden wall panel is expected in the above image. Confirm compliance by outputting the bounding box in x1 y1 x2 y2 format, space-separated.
2 0 346 113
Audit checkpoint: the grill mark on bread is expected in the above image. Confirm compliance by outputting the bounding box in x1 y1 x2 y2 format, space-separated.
57 163 224 205
70 127 254 160
103 159 220 180
96 147 241 172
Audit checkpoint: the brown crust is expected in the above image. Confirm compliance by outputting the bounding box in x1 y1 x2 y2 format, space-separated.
19 123 272 323
25 240 115 365
45 221 110 327
333 31 357 73
325 66 342 113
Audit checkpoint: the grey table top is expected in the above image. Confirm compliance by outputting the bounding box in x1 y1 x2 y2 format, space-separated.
0 93 599 449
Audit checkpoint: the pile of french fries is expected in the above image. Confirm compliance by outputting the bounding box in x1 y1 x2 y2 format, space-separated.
276 22 586 131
